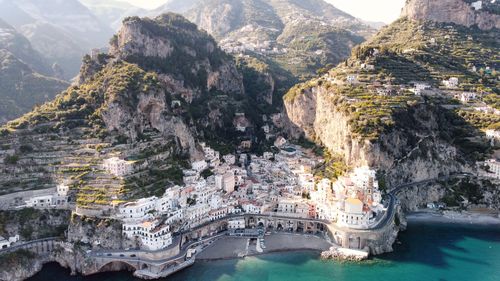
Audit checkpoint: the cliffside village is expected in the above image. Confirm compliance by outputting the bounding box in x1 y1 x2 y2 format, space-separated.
323 42 500 179
2 138 388 251
108 140 387 251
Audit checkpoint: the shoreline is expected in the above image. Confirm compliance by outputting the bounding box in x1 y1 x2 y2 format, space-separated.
18 217 500 281
196 247 323 261
196 233 332 261
406 209 500 225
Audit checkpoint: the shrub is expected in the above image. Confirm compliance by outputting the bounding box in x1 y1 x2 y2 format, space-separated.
4 154 19 165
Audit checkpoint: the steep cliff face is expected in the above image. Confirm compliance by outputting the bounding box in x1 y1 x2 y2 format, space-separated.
283 1 498 191
401 0 500 30
109 14 244 98
284 86 468 186
67 215 126 249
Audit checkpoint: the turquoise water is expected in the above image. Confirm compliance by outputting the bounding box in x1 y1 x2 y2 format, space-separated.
28 221 500 281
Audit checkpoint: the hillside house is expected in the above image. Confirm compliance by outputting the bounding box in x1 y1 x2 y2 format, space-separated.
103 157 134 177
486 129 500 146
471 1 482 10
443 77 459 88
346 75 358 84
483 159 500 179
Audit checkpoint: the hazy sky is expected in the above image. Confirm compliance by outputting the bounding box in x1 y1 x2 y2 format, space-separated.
326 0 406 23
121 0 406 23
122 0 166 9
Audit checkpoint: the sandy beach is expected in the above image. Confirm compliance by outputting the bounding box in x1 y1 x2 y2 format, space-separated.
407 209 500 225
197 233 332 260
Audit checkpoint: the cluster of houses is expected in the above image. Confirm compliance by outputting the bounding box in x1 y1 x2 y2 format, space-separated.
113 137 388 250
220 36 287 55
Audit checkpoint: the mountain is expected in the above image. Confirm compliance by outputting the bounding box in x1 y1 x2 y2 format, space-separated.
141 0 374 112
0 19 51 75
283 0 499 209
150 0 203 14
80 0 147 30
0 0 115 79
0 13 257 213
362 20 387 30
0 19 69 123
183 0 373 79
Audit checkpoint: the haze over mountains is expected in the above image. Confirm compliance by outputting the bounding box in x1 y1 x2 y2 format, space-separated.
0 0 377 123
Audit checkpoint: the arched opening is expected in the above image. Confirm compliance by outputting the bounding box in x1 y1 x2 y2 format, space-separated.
296 221 304 233
98 261 137 273
258 222 264 228
277 223 284 231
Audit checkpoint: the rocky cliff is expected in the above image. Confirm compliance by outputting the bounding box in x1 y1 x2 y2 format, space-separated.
0 13 250 213
285 85 468 186
401 0 500 30
283 9 498 201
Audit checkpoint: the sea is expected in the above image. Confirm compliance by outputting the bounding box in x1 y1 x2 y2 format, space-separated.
28 220 500 281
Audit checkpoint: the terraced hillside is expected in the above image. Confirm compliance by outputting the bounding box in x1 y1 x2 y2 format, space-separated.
284 10 499 208
0 14 251 215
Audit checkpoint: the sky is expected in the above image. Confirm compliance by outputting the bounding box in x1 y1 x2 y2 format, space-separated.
120 0 406 24
326 0 406 23
121 0 167 9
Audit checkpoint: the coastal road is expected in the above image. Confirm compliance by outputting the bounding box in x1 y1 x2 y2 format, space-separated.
90 232 227 266
370 173 471 230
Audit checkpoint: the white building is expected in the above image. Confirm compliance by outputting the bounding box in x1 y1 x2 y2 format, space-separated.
274 136 287 148
443 77 459 88
361 64 375 71
57 184 69 197
185 203 211 227
263 152 274 160
346 75 358 84
215 172 235 193
471 1 482 10
122 219 173 251
223 154 236 165
103 157 134 177
337 198 369 228
228 218 246 229
0 237 10 249
413 83 431 95
119 197 157 220
483 159 500 179
486 129 500 146
459 92 477 103
0 235 19 249
192 160 208 172
25 192 68 209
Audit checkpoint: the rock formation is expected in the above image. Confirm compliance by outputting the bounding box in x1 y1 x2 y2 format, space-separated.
401 0 500 30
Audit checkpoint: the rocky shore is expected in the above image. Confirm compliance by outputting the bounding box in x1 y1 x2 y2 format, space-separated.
321 246 369 261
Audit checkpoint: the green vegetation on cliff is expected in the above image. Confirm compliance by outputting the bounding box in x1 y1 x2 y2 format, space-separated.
6 62 159 134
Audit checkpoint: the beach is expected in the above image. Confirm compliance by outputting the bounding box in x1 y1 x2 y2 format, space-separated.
407 209 500 225
196 233 332 260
